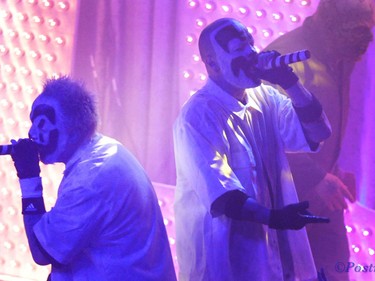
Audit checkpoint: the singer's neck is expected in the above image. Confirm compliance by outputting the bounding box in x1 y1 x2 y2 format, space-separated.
211 77 247 103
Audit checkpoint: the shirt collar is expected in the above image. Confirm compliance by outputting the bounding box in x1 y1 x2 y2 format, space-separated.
64 134 100 176
205 78 262 120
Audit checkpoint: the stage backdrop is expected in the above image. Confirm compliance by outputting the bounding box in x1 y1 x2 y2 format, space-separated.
71 0 375 207
1 0 375 280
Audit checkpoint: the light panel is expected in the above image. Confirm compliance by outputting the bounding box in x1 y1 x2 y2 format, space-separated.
345 203 375 281
1 1 374 280
0 0 76 279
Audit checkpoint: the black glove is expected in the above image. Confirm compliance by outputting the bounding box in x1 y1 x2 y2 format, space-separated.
256 51 299 90
269 201 330 230
11 139 41 179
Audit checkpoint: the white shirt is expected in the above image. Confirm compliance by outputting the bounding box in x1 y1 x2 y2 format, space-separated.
34 134 177 281
173 79 317 281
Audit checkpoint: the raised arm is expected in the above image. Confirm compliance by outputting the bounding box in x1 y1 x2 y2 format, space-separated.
257 51 331 147
11 139 56 265
285 82 331 145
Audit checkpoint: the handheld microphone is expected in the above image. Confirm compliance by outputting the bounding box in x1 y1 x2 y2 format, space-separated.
0 144 13 155
258 49 311 70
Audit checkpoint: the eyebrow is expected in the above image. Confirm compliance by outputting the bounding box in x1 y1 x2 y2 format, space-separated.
31 104 56 124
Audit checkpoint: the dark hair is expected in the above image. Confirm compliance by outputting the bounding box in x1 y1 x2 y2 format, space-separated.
39 76 98 141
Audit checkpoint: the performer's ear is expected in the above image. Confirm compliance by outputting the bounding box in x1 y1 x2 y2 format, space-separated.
206 55 219 72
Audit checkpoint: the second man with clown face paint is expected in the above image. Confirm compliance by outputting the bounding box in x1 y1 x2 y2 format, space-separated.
173 18 332 281
10 76 177 281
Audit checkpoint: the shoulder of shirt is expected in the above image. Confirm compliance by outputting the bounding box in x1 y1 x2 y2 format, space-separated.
178 87 225 121
73 134 126 169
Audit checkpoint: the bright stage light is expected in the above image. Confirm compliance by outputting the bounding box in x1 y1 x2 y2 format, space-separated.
0 0 76 279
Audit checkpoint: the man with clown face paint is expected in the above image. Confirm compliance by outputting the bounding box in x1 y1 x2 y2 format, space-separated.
10 76 177 281
173 18 332 281
206 19 261 89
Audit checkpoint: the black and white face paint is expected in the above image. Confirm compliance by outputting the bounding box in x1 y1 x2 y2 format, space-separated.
210 21 261 88
29 103 59 163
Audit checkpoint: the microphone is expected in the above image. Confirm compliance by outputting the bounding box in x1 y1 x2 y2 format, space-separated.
258 49 311 70
0 144 13 155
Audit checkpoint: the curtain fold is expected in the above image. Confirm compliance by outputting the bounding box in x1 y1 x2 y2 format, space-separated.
71 0 375 207
72 0 181 184
341 29 375 209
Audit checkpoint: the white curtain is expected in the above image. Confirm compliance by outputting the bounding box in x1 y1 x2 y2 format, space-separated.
72 0 183 184
71 0 375 208
341 27 375 209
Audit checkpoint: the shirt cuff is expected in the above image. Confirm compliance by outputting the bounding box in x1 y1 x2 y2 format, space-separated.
293 94 323 123
22 197 46 215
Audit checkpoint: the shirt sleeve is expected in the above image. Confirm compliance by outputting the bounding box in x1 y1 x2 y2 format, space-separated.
263 87 314 152
33 177 106 264
174 104 246 216
260 85 331 152
266 87 328 189
292 94 332 149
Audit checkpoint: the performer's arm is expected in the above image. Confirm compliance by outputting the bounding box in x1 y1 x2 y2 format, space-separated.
286 82 331 146
213 190 329 230
11 139 57 265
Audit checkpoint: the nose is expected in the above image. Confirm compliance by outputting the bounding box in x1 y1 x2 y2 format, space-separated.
28 123 38 142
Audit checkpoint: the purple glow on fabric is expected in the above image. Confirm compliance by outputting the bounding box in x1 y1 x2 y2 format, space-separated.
359 38 375 208
339 33 375 209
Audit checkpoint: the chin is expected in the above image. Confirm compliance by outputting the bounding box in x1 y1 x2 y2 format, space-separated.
251 77 262 87
39 152 57 164
228 76 261 89
243 77 262 89
40 156 53 165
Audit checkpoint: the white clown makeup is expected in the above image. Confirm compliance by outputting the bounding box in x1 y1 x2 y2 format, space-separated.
29 103 59 163
210 21 261 89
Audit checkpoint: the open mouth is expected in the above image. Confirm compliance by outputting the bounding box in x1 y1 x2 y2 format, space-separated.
231 59 260 79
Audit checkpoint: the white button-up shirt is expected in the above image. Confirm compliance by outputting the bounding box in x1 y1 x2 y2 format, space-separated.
173 79 318 281
34 134 177 281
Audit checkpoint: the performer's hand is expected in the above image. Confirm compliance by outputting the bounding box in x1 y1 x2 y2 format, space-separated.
334 168 357 202
315 173 355 211
269 201 330 230
11 138 40 179
256 50 299 90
